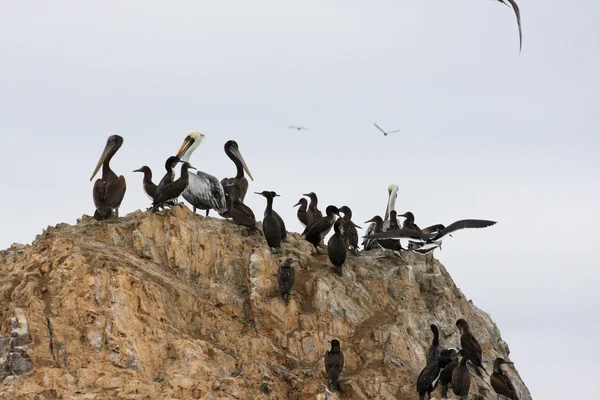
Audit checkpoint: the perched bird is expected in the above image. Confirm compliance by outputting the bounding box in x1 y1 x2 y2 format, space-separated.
287 126 309 131
175 131 227 216
303 192 323 225
152 162 195 212
293 198 309 227
427 324 440 365
491 358 518 399
220 140 253 218
90 135 127 221
456 319 487 377
362 184 398 250
364 215 400 252
132 166 157 201
302 205 340 253
417 360 441 400
325 339 344 391
327 219 347 276
277 257 298 304
255 191 283 253
374 122 401 136
399 211 421 231
497 0 522 53
438 348 459 399
452 349 471 400
338 206 361 253
225 191 259 233
362 219 497 254
153 156 181 206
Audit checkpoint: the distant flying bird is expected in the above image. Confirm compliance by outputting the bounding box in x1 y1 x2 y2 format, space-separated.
287 126 310 131
497 0 522 53
374 122 401 136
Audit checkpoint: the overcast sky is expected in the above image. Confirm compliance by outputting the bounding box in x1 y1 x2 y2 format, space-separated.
1 1 598 398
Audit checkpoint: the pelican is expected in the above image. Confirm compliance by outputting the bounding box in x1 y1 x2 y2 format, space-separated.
175 131 227 216
362 184 398 250
220 140 253 208
90 135 126 221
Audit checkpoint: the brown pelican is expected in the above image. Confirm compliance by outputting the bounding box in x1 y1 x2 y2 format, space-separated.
90 135 126 221
325 339 344 391
220 140 253 217
302 205 340 253
132 166 157 201
497 0 522 53
491 358 518 399
362 219 497 254
152 162 195 212
293 198 309 227
362 184 398 250
255 191 284 253
327 219 346 276
303 192 323 225
277 257 298 304
175 131 227 216
374 122 401 136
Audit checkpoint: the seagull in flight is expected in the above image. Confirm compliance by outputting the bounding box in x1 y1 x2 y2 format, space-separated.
497 0 522 53
374 123 401 136
287 126 310 131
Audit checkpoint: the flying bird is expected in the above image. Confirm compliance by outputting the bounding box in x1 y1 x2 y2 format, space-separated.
374 122 401 136
90 135 127 221
497 0 522 53
287 126 310 131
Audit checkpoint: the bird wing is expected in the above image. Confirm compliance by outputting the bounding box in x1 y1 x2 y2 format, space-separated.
363 228 429 241
506 0 522 52
373 122 387 134
421 224 445 234
491 373 518 399
434 219 497 240
387 128 401 133
183 172 227 213
153 179 187 205
303 217 331 238
461 334 483 365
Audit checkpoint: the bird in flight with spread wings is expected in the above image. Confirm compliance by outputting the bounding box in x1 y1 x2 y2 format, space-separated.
287 126 310 131
374 122 401 136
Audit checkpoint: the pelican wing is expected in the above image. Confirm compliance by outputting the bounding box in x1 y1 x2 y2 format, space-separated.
183 171 227 213
93 174 126 217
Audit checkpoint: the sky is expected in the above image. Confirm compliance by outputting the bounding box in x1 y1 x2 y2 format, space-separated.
1 1 598 398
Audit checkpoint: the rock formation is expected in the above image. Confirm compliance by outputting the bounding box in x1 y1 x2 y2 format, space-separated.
0 205 531 399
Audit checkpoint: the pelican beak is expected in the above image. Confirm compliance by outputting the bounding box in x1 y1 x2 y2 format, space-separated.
90 141 115 181
176 136 194 161
230 146 253 181
293 200 302 207
384 190 392 221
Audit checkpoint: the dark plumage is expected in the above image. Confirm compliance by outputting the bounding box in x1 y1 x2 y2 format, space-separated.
152 162 195 212
132 166 157 200
456 319 487 377
277 257 298 304
417 361 441 400
90 135 127 221
302 205 340 253
325 339 344 391
497 0 522 53
303 192 323 225
220 140 253 218
327 219 347 276
273 210 288 243
427 324 440 365
452 350 471 400
153 156 181 206
255 191 283 252
400 211 421 231
438 349 459 399
227 196 259 233
338 206 361 253
491 358 518 399
364 215 400 251
293 198 309 227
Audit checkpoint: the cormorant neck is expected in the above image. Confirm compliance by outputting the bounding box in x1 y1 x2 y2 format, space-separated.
265 196 274 215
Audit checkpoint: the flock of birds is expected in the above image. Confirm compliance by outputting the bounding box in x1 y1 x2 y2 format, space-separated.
88 129 518 398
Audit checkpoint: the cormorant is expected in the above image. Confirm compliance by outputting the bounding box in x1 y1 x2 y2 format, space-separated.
338 206 361 254
293 198 309 227
255 191 283 253
152 162 195 212
90 135 126 221
438 348 459 399
325 339 344 391
302 205 340 253
452 349 471 400
427 324 440 365
153 156 181 206
491 357 519 399
327 219 347 276
456 318 488 377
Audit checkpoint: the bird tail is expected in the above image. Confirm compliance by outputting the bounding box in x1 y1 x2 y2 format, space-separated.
283 294 289 304
460 396 468 400
93 209 112 221
334 265 343 277
441 384 448 398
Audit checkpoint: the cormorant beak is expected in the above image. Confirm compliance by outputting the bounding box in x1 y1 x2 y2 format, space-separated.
254 192 263 196
302 193 310 197
364 217 377 224
90 141 115 181
293 200 302 207
275 194 281 197
176 136 194 161
230 146 254 181
353 222 362 229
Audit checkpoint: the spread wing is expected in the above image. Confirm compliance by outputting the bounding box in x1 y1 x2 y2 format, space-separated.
506 0 522 52
183 171 227 213
433 219 497 240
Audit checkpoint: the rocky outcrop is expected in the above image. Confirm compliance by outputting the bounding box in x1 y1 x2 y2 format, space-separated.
0 206 531 399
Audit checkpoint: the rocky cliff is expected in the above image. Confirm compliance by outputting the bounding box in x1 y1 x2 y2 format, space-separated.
0 206 531 399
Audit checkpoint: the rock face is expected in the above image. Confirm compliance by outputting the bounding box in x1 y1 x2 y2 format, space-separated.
0 206 531 399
